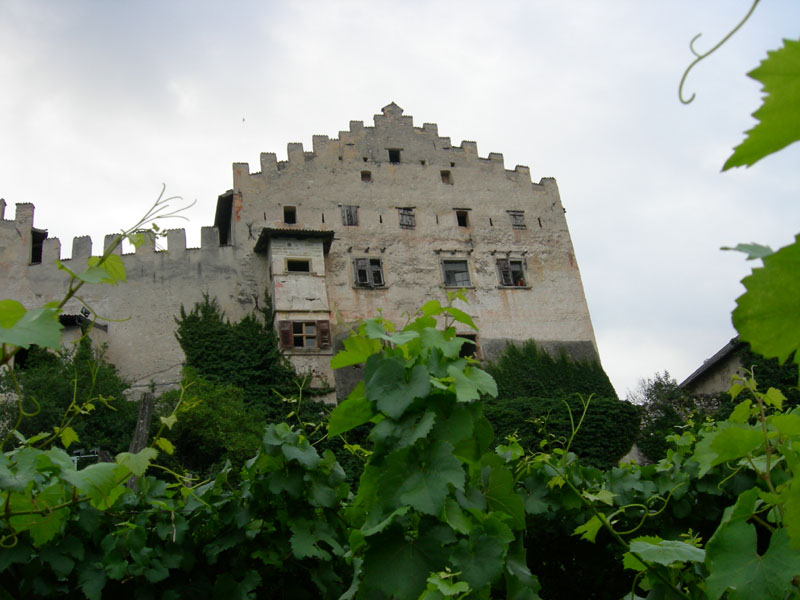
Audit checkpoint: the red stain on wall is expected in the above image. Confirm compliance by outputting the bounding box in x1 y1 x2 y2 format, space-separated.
234 194 243 222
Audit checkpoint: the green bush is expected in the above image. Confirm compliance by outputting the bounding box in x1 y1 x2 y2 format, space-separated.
486 339 618 401
482 395 641 469
0 339 136 455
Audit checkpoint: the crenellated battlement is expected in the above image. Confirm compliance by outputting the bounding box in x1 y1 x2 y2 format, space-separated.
242 103 535 183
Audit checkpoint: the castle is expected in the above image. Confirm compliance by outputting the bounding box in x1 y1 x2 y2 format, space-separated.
0 103 599 400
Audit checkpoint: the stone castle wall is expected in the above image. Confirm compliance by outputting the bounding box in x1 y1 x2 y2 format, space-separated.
0 104 599 400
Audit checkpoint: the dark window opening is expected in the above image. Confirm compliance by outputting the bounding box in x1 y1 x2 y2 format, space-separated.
213 192 233 245
363 157 368 162
450 162 455 167
322 213 325 223
497 258 527 287
278 320 331 349
398 208 415 229
361 170 372 183
30 228 47 264
287 259 310 273
455 210 469 228
420 160 426 166
459 334 479 359
341 205 359 226
388 149 401 163
442 259 471 287
440 170 453 185
283 206 297 224
509 211 526 229
354 258 385 288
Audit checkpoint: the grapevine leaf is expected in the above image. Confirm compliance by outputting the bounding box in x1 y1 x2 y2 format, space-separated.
622 535 663 572
783 477 800 549
0 305 62 349
763 387 786 410
59 426 79 449
768 413 800 436
706 524 800 600
367 359 430 420
628 539 705 566
721 242 774 260
443 306 477 330
78 562 107 600
8 484 67 546
421 327 467 359
328 382 374 437
710 425 764 466
421 300 443 316
573 515 603 543
159 414 177 430
465 366 497 398
330 333 382 368
733 235 800 377
61 462 126 510
482 455 525 529
0 299 26 328
396 441 464 515
448 365 481 403
155 437 175 455
724 39 800 170
115 447 158 477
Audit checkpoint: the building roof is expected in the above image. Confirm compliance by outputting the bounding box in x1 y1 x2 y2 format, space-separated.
254 227 335 254
679 337 743 389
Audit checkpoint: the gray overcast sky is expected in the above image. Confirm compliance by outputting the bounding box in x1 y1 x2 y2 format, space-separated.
1 0 798 397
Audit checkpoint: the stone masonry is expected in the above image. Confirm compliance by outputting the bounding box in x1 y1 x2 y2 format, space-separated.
0 103 599 400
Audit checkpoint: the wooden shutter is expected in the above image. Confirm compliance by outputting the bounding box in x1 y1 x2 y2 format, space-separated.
370 259 384 286
278 320 292 349
496 259 512 286
317 320 331 347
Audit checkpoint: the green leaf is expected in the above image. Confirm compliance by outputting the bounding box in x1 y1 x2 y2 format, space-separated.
729 400 753 424
116 447 158 477
328 382 374 437
421 300 443 316
573 515 603 543
733 235 800 376
444 306 477 330
724 39 800 170
96 254 126 284
582 489 616 506
59 426 79 449
330 333 382 368
396 441 465 515
768 413 800 436
706 524 800 600
0 305 62 349
0 299 26 328
482 455 526 529
367 358 430 420
8 484 68 546
628 539 705 566
155 437 175 455
159 414 178 430
722 242 775 260
420 328 466 359
78 562 107 600
710 425 764 466
62 462 126 510
465 366 497 398
763 387 786 410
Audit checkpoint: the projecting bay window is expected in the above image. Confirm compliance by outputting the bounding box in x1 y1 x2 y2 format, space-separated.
496 258 527 287
398 207 415 229
354 258 384 288
278 320 331 350
441 259 471 288
341 205 359 226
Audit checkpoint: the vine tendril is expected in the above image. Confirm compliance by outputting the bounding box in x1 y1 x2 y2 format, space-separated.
679 0 761 104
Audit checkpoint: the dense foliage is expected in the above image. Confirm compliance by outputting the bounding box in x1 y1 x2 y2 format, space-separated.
0 339 135 456
486 339 617 401
482 395 640 469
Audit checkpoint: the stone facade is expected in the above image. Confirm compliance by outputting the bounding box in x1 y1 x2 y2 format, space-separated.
0 103 599 400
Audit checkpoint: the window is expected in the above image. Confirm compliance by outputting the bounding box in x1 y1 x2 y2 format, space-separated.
283 206 297 224
398 207 415 229
354 258 384 288
442 259 471 287
508 210 526 229
388 148 401 163
30 229 47 265
496 258 527 287
440 170 453 185
455 210 469 228
287 259 310 272
458 334 479 359
278 320 331 349
341 205 359 226
361 170 372 182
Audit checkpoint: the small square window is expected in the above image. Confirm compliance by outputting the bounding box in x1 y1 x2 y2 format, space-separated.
341 205 359 226
508 211 526 229
440 170 453 185
287 259 310 273
354 258 385 288
442 259 471 287
388 149 401 163
455 210 469 228
283 206 296 224
398 208 415 229
278 320 331 349
361 170 372 183
497 259 527 287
